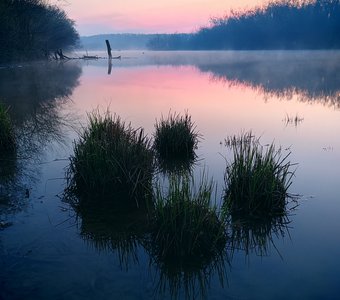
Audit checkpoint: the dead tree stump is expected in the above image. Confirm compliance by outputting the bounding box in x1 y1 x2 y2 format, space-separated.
105 40 112 59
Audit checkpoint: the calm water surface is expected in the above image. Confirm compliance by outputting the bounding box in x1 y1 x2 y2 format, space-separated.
1 51 340 299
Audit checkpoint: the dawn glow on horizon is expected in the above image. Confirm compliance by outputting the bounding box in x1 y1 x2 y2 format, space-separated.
61 0 269 36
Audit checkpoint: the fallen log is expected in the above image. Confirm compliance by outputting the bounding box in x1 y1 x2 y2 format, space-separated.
82 55 98 59
54 49 71 60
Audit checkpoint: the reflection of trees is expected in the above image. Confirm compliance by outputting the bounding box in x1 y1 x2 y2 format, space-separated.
198 52 340 107
0 62 81 216
0 62 81 122
100 51 340 107
0 61 81 152
0 151 22 213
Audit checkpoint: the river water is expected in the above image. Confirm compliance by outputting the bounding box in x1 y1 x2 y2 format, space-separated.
1 51 340 299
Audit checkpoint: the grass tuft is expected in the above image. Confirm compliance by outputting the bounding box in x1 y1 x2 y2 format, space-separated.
0 103 15 152
150 174 226 266
223 131 295 217
65 110 154 210
153 112 199 173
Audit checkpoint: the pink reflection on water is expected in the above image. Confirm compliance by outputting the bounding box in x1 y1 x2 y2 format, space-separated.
71 62 340 196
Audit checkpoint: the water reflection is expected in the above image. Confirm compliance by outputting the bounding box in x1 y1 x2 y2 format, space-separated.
75 205 230 300
75 200 230 299
95 51 340 107
283 113 304 128
65 120 298 298
0 62 81 149
69 169 230 299
150 252 229 300
0 51 338 299
155 152 198 176
227 214 292 258
157 157 198 175
76 204 149 270
72 199 295 299
0 152 22 215
108 59 112 75
196 52 340 107
0 62 82 217
0 62 81 122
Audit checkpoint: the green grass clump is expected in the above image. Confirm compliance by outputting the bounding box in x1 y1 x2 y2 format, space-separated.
223 132 295 217
154 112 199 171
150 174 226 266
66 110 154 209
0 103 15 152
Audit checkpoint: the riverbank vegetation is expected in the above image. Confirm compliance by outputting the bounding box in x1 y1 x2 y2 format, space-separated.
147 0 340 50
0 0 79 63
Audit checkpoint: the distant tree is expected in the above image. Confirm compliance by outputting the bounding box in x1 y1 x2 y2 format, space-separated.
146 0 340 50
146 34 193 50
192 0 340 49
0 0 79 62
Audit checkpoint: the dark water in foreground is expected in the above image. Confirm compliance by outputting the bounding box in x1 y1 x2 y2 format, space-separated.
1 51 340 299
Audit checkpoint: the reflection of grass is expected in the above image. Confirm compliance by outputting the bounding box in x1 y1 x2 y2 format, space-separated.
227 214 291 258
283 113 304 127
77 204 149 269
154 112 199 173
66 110 154 209
155 155 197 175
223 132 295 217
224 130 254 148
152 251 229 300
0 103 15 152
150 174 226 264
149 173 228 299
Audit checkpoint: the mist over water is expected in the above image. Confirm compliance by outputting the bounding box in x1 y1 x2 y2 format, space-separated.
76 50 340 105
1 51 340 299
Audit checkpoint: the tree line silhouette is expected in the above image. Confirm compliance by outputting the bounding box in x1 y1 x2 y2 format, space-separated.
0 0 79 62
147 0 340 50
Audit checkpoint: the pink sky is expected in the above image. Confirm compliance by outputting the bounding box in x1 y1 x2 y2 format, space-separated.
59 0 269 36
